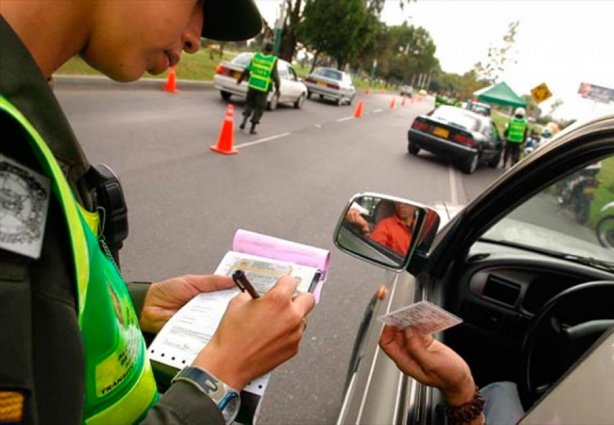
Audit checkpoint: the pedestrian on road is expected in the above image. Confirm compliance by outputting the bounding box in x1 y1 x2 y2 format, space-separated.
237 41 281 135
502 107 529 168
0 1 314 425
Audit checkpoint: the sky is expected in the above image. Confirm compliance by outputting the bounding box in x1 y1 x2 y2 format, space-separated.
255 0 614 122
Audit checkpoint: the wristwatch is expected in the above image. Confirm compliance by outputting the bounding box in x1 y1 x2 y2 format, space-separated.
172 366 241 424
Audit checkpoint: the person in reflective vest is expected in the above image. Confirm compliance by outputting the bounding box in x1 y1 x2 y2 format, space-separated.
237 41 281 135
502 107 529 168
0 2 314 424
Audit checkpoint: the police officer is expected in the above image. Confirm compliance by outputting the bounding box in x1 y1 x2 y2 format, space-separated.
237 41 281 135
502 107 529 168
0 1 314 424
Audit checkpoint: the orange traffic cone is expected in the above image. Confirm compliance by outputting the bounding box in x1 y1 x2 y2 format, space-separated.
210 104 238 154
389 97 396 109
164 66 178 93
353 100 364 118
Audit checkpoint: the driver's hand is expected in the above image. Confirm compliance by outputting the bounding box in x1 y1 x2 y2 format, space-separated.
346 208 370 234
379 325 476 406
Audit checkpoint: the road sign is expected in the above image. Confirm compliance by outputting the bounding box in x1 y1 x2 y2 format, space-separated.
531 83 552 103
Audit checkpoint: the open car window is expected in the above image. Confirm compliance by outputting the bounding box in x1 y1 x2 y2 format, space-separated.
479 154 614 267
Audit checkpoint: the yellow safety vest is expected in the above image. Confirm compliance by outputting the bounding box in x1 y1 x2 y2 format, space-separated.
247 53 277 92
0 96 158 424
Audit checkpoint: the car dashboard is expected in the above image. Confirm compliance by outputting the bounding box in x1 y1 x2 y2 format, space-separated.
439 239 614 387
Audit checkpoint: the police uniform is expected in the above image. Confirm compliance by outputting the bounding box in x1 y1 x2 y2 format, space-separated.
0 1 261 422
238 50 281 134
503 116 528 167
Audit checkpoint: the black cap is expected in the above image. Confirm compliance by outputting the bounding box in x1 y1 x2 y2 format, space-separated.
202 0 263 41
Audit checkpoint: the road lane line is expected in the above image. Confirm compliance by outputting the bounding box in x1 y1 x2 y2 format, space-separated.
314 124 322 128
373 109 382 113
336 116 354 122
448 165 459 204
235 132 291 148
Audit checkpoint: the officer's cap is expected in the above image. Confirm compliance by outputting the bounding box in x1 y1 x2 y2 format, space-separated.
202 0 263 41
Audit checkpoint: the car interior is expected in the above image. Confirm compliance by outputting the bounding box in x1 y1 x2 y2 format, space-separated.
428 153 614 414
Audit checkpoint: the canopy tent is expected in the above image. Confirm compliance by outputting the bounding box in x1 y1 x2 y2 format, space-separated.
474 82 527 108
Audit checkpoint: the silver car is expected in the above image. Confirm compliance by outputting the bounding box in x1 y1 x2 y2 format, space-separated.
334 114 614 424
304 67 356 106
213 52 308 110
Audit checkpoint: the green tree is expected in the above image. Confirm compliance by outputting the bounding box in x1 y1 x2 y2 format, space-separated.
299 0 377 70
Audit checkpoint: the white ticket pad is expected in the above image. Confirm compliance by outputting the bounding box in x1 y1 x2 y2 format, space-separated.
378 301 462 334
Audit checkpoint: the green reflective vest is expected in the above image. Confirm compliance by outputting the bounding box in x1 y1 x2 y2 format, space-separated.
507 117 527 143
248 52 277 92
0 96 158 424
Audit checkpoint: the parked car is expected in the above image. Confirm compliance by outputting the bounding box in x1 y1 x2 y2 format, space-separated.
400 85 413 97
334 114 614 425
467 100 492 116
213 52 308 110
407 105 503 174
303 67 356 106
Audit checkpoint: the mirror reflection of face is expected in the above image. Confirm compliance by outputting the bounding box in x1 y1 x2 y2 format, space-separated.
394 202 414 221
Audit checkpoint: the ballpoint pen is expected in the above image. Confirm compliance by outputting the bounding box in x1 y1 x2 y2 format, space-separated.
232 270 260 299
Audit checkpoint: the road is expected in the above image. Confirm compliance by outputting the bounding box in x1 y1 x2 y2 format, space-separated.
55 82 503 424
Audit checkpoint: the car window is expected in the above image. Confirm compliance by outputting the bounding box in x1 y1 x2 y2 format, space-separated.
480 153 614 265
315 68 343 81
232 52 253 67
430 106 481 132
288 66 298 81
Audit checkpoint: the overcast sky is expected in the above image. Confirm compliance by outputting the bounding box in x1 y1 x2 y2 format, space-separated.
255 0 614 121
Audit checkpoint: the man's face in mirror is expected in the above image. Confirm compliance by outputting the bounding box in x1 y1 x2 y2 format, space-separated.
393 202 414 221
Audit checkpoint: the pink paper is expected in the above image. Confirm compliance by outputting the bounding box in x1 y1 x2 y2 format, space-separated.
232 229 331 282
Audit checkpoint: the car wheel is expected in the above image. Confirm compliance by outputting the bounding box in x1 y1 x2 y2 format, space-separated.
267 93 279 111
220 91 231 101
408 142 419 155
335 97 343 106
347 95 355 106
294 93 306 109
461 153 479 174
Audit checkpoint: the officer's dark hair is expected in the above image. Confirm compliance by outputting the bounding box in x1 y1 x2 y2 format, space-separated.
263 41 274 54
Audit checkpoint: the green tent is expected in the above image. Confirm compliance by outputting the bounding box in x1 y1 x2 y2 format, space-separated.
474 82 527 108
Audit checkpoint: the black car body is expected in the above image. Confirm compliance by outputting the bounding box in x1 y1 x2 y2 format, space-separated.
407 105 503 174
335 114 614 425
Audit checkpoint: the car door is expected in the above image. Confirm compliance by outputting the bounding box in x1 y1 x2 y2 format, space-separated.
335 115 614 425
286 65 304 99
276 61 290 103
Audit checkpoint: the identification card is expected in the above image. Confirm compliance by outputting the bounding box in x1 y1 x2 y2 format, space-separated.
378 300 462 334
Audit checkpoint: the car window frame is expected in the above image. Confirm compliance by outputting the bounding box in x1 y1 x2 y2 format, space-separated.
417 118 614 278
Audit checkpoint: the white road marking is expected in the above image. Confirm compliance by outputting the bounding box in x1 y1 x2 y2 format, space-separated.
314 124 322 128
448 165 459 204
336 116 354 122
234 132 291 148
373 109 382 113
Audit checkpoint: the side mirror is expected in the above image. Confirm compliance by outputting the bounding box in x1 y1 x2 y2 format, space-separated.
333 193 440 271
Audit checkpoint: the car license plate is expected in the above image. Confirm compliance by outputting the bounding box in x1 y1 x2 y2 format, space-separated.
433 127 449 138
584 186 596 194
318 81 327 87
232 71 241 79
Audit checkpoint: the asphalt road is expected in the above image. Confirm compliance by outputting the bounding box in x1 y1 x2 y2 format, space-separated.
55 81 503 425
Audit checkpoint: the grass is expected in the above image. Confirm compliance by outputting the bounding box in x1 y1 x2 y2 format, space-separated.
590 156 614 225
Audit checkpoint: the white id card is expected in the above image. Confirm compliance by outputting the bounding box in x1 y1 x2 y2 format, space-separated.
378 301 462 334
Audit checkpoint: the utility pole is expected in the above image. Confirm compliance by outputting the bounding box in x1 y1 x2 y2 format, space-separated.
274 2 286 56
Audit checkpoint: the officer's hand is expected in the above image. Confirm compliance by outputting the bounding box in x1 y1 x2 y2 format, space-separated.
379 325 475 405
193 275 315 390
236 79 242 85
140 275 234 333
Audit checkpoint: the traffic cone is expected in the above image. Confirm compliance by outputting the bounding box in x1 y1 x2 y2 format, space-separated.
164 66 178 93
210 104 238 154
389 96 396 109
353 100 364 118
